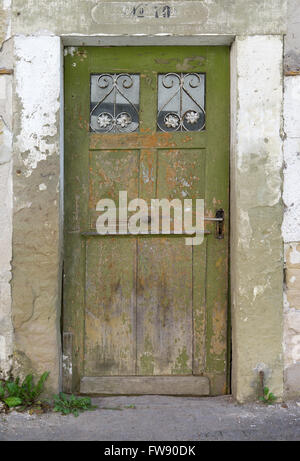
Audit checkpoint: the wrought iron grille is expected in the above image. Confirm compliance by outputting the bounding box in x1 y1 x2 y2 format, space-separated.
90 74 140 133
157 73 205 132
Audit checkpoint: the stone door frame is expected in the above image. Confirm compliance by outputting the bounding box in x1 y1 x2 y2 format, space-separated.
10 32 284 402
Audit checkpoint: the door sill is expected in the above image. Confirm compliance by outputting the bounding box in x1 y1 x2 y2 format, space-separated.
80 376 210 396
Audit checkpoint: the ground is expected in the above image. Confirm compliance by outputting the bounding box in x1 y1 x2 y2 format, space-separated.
0 395 299 441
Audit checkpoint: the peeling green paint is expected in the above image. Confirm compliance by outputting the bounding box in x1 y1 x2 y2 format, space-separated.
172 347 192 375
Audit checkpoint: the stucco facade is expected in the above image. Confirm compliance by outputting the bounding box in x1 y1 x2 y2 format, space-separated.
0 0 299 401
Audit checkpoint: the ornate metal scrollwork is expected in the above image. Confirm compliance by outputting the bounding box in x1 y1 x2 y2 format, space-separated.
157 73 205 132
90 73 139 133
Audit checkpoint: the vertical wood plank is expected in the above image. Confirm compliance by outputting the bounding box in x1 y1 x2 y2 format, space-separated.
192 240 208 374
204 47 230 394
137 237 193 375
84 237 137 376
64 48 90 391
62 332 73 393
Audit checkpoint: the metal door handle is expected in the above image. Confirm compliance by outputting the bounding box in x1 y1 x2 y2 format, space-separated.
215 209 224 239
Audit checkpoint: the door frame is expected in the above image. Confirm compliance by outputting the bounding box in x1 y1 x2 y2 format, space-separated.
59 33 284 401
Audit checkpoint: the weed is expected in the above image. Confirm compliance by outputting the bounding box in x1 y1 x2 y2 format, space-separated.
259 386 277 405
0 382 5 400
53 393 97 417
4 396 23 408
0 372 50 410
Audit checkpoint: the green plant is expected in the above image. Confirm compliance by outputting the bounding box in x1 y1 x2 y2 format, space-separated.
0 372 50 409
4 397 23 408
53 393 97 417
259 386 277 405
0 382 5 400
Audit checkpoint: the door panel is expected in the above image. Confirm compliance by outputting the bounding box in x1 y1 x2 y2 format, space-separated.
157 149 205 199
88 149 139 228
137 237 193 376
64 46 230 395
85 237 137 376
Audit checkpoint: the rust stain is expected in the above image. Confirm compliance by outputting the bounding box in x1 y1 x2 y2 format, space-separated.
285 69 300 76
210 304 226 357
76 49 88 61
154 56 205 71
216 257 223 268
176 57 205 71
90 132 177 150
0 68 13 75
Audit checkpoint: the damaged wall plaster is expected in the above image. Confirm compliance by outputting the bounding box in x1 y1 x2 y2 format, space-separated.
11 0 287 37
11 35 62 392
0 5 13 379
282 75 300 397
231 35 284 402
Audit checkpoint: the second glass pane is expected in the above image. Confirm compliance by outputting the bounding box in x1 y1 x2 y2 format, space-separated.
157 73 205 132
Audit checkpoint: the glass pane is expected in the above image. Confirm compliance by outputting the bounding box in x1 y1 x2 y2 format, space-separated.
157 73 205 132
90 74 140 133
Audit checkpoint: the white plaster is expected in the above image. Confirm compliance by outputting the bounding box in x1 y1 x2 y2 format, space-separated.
282 76 300 243
0 336 6 363
284 308 300 367
64 46 78 56
289 244 300 265
39 183 47 191
0 74 12 131
14 200 32 212
253 285 265 300
2 0 12 40
253 362 268 373
0 283 13 376
0 117 12 164
284 76 300 138
0 160 12 283
62 354 72 375
0 79 5 98
238 209 252 249
14 36 61 177
235 36 283 207
0 36 13 378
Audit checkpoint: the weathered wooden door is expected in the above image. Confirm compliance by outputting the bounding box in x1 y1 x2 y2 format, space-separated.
63 46 229 395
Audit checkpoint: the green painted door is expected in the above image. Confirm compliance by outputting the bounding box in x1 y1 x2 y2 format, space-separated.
63 46 230 395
